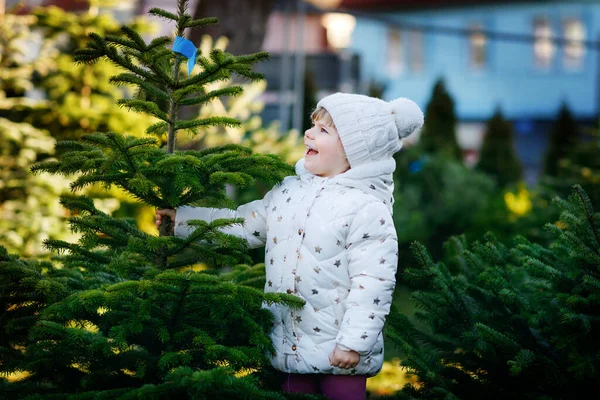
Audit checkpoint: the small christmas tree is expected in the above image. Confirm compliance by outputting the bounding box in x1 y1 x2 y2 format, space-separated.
539 108 599 211
543 102 580 177
476 108 523 187
392 148 497 262
419 78 462 160
383 184 600 399
2 1 308 398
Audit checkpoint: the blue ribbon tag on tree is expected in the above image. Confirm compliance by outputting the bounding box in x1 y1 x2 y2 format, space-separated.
172 36 197 75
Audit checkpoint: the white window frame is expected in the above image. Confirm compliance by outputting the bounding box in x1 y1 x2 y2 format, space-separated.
533 17 556 69
468 23 487 70
562 17 586 69
386 28 404 77
408 28 424 72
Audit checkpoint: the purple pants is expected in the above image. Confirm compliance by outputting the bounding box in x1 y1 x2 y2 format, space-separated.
280 372 367 400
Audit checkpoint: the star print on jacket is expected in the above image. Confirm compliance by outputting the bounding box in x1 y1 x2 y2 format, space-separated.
333 200 398 357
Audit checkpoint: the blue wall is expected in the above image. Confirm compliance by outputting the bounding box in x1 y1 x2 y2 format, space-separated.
350 1 600 121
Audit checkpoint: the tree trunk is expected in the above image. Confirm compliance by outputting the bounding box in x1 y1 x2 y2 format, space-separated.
191 0 277 56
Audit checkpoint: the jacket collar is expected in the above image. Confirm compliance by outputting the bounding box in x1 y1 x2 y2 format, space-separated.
294 158 396 214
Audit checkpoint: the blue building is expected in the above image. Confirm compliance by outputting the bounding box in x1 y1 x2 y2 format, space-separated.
342 0 600 183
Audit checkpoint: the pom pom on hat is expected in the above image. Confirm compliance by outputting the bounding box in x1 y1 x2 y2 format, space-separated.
315 92 424 168
390 97 424 138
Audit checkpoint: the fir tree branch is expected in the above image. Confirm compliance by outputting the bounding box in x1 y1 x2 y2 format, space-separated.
174 117 241 133
574 184 600 253
185 17 219 28
70 173 133 191
75 33 150 79
148 8 178 22
110 73 170 103
178 86 243 106
44 240 111 264
104 34 143 51
100 133 139 173
147 121 168 136
117 98 169 121
121 25 147 50
147 36 173 51
60 195 106 216
181 61 231 88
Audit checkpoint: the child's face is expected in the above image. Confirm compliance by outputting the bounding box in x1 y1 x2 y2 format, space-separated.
304 120 350 177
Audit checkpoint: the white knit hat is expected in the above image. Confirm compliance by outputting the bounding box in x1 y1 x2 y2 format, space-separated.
316 93 424 168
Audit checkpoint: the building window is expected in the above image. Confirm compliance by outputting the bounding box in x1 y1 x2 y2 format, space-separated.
533 17 555 68
469 24 487 69
563 18 586 69
408 29 424 72
386 28 404 77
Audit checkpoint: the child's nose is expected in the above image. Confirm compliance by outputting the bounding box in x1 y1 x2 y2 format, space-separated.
304 127 314 139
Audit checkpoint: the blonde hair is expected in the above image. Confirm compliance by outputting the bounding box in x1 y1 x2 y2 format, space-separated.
310 106 349 165
311 107 336 129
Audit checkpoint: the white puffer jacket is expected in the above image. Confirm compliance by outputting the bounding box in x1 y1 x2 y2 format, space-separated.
175 158 399 377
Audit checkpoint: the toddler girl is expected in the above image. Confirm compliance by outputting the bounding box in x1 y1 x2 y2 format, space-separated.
156 93 423 400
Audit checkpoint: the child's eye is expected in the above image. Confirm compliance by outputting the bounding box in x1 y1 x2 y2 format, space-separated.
320 127 328 134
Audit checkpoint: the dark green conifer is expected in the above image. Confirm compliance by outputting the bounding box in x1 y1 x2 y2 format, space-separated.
476 108 523 187
543 102 580 177
419 78 462 159
384 185 600 399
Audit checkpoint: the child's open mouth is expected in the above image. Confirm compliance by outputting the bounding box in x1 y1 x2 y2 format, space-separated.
306 146 318 156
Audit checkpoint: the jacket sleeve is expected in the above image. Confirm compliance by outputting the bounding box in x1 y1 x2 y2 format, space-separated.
335 201 398 355
173 189 274 249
